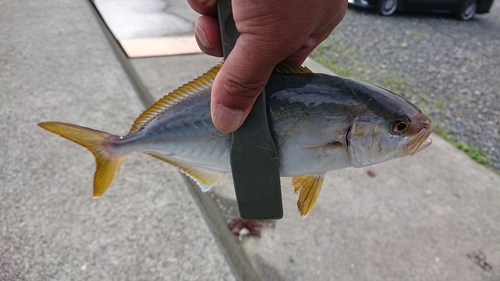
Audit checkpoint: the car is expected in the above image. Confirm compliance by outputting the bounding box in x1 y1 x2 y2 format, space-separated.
347 0 494 20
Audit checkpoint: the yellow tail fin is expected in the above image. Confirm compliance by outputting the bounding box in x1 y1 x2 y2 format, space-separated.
38 122 126 197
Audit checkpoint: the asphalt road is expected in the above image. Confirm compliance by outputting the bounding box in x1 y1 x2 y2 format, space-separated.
312 1 500 171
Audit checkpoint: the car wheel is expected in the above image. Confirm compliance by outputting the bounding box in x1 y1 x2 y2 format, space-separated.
457 0 476 21
377 0 398 16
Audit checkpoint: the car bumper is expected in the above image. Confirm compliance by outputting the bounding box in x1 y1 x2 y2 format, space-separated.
476 0 494 14
347 0 373 7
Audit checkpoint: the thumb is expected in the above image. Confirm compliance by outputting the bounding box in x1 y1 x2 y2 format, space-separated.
210 36 280 133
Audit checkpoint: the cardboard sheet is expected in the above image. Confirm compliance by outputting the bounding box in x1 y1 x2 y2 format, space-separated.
119 36 202 58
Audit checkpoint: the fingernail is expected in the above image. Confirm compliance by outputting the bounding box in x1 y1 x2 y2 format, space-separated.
195 22 210 48
213 105 245 132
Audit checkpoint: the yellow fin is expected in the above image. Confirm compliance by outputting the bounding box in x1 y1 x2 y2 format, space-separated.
38 122 127 197
291 173 325 218
129 62 223 133
274 61 313 74
148 153 224 192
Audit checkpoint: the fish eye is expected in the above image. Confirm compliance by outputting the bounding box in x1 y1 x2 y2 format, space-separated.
392 119 410 134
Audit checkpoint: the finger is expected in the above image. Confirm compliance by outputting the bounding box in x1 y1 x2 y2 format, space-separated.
284 9 347 64
284 30 334 64
284 37 322 65
187 0 217 16
194 16 223 57
211 34 291 132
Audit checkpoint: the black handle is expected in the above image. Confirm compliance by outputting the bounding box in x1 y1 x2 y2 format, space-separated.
217 0 283 220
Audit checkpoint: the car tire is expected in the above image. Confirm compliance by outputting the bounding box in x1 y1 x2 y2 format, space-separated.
457 0 476 21
377 0 398 16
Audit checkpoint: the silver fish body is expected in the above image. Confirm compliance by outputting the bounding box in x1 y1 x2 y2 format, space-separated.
38 63 433 216
115 72 430 175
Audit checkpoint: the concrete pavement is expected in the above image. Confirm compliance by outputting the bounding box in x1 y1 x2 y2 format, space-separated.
1 1 237 280
1 0 499 280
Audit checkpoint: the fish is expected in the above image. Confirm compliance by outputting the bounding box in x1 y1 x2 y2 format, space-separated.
38 62 433 217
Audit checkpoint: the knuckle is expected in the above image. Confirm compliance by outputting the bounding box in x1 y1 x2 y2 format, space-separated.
223 74 263 101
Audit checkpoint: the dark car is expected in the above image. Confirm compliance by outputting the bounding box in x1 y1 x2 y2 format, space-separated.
348 0 494 20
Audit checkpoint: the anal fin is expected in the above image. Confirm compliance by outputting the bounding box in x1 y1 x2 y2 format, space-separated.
291 173 325 218
148 153 224 192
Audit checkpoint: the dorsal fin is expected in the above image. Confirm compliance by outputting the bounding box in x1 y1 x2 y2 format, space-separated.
129 62 223 133
274 61 313 74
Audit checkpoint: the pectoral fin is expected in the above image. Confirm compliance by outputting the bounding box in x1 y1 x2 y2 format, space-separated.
291 173 325 218
148 153 224 192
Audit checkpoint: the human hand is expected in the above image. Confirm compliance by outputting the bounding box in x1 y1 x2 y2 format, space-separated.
188 0 347 132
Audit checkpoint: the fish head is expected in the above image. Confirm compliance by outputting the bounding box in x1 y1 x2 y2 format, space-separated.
344 79 433 168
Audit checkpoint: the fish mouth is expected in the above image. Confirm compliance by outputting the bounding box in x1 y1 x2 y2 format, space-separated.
414 136 432 154
406 116 434 155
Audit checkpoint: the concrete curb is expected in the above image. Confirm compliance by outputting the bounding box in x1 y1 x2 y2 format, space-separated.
87 3 260 279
